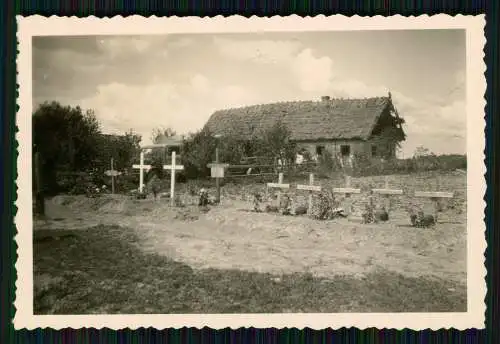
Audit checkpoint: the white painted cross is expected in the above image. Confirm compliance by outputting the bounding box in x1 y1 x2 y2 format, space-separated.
266 172 290 207
414 190 454 221
163 151 184 206
372 175 403 212
332 175 361 196
414 174 455 221
332 175 361 215
132 151 151 193
297 173 322 215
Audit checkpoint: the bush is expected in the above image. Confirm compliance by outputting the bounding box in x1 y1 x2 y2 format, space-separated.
349 154 466 177
316 152 342 178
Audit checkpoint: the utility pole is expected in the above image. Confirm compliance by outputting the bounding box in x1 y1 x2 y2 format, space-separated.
215 146 220 204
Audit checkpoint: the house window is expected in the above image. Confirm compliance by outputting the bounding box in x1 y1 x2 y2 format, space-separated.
316 145 325 156
340 145 351 157
371 145 377 157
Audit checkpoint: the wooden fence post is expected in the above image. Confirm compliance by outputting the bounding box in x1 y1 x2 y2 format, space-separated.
34 151 45 216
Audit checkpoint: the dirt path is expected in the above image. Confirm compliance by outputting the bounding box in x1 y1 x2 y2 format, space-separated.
36 194 467 286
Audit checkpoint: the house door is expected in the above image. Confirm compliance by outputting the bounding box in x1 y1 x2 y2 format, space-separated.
340 145 352 167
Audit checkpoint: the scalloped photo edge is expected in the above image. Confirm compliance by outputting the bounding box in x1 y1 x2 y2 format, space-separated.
14 14 487 330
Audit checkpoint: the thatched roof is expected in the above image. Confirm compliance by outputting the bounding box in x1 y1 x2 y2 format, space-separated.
204 96 403 142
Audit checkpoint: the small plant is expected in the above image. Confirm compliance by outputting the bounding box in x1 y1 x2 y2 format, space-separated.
136 191 147 200
311 190 344 220
253 193 264 212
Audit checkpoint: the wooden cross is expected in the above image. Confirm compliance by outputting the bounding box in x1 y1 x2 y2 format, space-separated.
414 190 454 221
372 176 403 212
332 175 361 215
163 151 184 206
207 147 229 204
267 172 290 206
104 157 122 194
414 174 454 220
132 151 151 193
297 173 322 215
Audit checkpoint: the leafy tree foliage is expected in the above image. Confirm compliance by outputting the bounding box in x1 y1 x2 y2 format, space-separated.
255 120 296 163
151 127 177 144
33 101 142 194
33 102 101 192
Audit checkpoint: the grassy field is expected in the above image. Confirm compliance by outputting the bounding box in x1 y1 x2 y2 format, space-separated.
33 171 467 314
34 225 466 314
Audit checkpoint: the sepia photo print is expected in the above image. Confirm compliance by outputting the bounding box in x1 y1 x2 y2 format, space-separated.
15 15 486 330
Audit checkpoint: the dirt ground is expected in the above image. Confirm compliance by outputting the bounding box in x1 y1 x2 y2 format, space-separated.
34 171 467 286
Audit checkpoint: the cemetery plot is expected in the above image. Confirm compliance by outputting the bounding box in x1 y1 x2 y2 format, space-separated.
34 171 467 314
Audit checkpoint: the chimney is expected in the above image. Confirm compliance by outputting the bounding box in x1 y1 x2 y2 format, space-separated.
321 96 330 102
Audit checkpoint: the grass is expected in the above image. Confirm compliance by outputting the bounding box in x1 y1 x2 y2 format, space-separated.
34 225 466 314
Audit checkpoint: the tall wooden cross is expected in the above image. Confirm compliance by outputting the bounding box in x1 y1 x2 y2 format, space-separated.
332 175 361 215
104 157 122 194
163 151 184 206
267 172 290 206
132 151 151 193
207 147 228 204
297 173 322 215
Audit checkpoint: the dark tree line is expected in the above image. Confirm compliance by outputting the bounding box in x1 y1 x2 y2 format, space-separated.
33 101 141 195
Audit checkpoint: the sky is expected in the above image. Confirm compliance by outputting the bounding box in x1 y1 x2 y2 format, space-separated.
32 29 466 157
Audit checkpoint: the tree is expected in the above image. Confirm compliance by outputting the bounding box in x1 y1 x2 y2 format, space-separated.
181 129 246 179
151 127 177 144
94 130 142 171
33 101 102 192
256 120 296 163
413 146 434 158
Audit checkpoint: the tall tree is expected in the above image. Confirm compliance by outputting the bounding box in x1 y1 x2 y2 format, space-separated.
33 101 101 192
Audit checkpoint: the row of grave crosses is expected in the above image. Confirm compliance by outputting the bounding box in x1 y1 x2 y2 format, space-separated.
130 150 454 215
267 172 454 217
132 150 184 206
131 146 225 206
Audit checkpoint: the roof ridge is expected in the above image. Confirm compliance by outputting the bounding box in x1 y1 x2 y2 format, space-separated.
213 96 390 113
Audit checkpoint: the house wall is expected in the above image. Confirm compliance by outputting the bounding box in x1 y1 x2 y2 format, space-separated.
296 139 368 157
295 139 397 159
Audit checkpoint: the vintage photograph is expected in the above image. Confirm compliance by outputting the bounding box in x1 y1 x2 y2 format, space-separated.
15 15 486 330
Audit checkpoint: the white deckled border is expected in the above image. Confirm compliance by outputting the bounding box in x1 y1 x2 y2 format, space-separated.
15 14 487 331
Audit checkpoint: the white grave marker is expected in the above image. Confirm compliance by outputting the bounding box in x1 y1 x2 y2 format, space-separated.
414 174 454 221
372 175 403 212
163 151 184 206
132 151 151 193
297 173 322 215
207 147 228 204
267 172 290 206
332 175 361 215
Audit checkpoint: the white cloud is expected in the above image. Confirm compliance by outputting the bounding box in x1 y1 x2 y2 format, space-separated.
291 49 334 94
78 74 263 145
214 37 302 64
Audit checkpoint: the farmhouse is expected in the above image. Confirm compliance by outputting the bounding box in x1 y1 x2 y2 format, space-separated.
204 93 406 161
